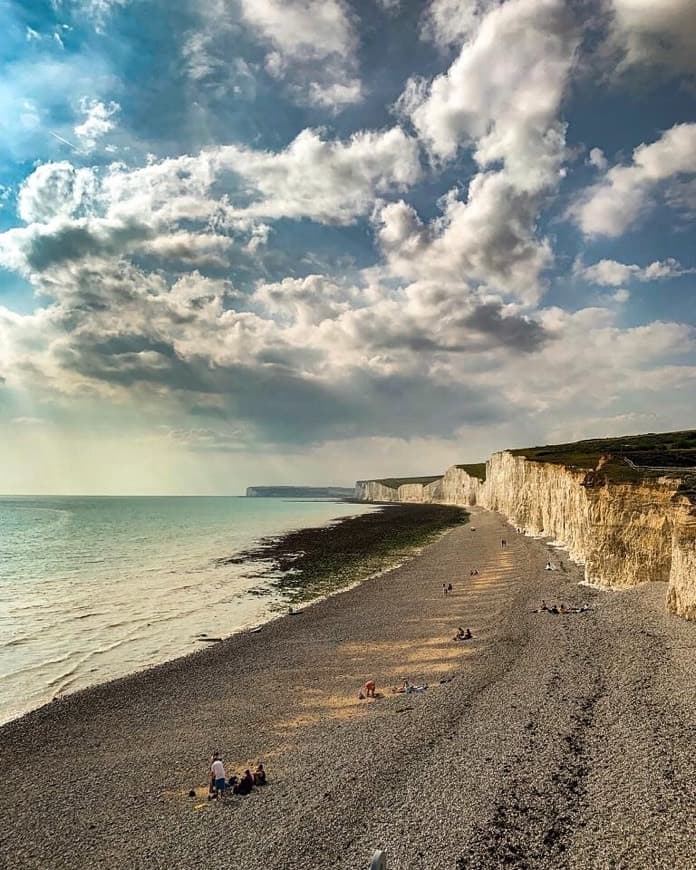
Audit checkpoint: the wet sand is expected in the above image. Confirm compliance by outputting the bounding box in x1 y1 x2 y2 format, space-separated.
2 507 696 869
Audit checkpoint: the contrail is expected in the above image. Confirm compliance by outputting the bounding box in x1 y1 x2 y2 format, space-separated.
49 130 80 150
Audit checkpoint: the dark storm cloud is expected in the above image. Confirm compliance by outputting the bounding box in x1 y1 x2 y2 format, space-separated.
462 303 550 353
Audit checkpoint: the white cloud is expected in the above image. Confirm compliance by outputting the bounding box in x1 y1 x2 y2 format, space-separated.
252 275 358 326
240 0 355 59
613 289 630 303
1 125 420 282
609 0 696 76
1 244 694 456
238 0 362 109
588 147 608 170
306 79 363 109
214 127 421 223
403 0 577 187
17 161 98 224
375 176 552 303
573 123 696 236
420 0 499 50
74 98 120 151
387 0 579 303
577 257 691 286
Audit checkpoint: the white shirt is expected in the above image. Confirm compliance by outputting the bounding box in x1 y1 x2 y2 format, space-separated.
211 759 226 780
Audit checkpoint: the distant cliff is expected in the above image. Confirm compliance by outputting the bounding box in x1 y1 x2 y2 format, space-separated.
246 486 354 498
355 431 696 621
354 476 443 503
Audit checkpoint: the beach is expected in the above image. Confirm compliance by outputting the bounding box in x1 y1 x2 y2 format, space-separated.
2 506 696 869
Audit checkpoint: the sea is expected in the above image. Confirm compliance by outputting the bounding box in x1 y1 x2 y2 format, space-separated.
0 495 375 725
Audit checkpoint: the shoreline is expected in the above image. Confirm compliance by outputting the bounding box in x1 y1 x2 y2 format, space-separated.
1 502 465 729
2 507 696 869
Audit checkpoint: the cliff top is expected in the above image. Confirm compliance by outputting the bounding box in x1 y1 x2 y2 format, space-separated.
511 429 696 487
372 475 442 490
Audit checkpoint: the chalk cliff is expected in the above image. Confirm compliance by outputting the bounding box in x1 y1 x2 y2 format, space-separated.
355 446 696 621
355 477 443 503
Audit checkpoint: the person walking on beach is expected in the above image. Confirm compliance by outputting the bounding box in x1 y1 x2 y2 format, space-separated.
210 752 227 799
443 583 448 596
501 539 506 548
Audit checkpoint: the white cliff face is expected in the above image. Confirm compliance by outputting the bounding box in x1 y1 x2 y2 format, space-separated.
667 507 696 620
440 466 485 506
354 481 400 502
398 483 429 503
483 452 675 587
356 453 696 621
354 478 443 503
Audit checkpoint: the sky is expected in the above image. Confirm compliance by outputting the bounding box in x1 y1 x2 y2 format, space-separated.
0 0 695 495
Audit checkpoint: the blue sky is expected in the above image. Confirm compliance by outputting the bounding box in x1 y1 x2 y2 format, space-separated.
0 0 695 494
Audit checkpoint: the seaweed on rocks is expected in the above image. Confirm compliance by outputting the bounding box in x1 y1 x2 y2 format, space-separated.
218 503 468 603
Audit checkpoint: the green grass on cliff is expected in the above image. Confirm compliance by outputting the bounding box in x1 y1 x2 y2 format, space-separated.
375 475 442 489
455 463 487 481
511 429 696 486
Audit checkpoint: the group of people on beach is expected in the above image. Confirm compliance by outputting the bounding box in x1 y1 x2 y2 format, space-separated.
391 678 427 694
359 677 432 698
207 752 267 800
535 600 591 615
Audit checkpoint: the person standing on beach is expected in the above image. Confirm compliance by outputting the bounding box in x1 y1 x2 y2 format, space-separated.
211 752 227 799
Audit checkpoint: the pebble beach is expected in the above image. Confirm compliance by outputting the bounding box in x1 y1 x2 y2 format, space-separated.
2 506 696 869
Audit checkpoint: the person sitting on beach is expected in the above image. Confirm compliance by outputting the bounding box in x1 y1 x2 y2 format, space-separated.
559 603 567 614
235 769 254 796
541 600 548 611
545 561 553 571
548 604 559 614
453 627 473 641
253 763 267 786
210 752 227 799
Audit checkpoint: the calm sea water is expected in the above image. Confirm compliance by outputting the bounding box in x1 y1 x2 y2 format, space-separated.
0 496 375 724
